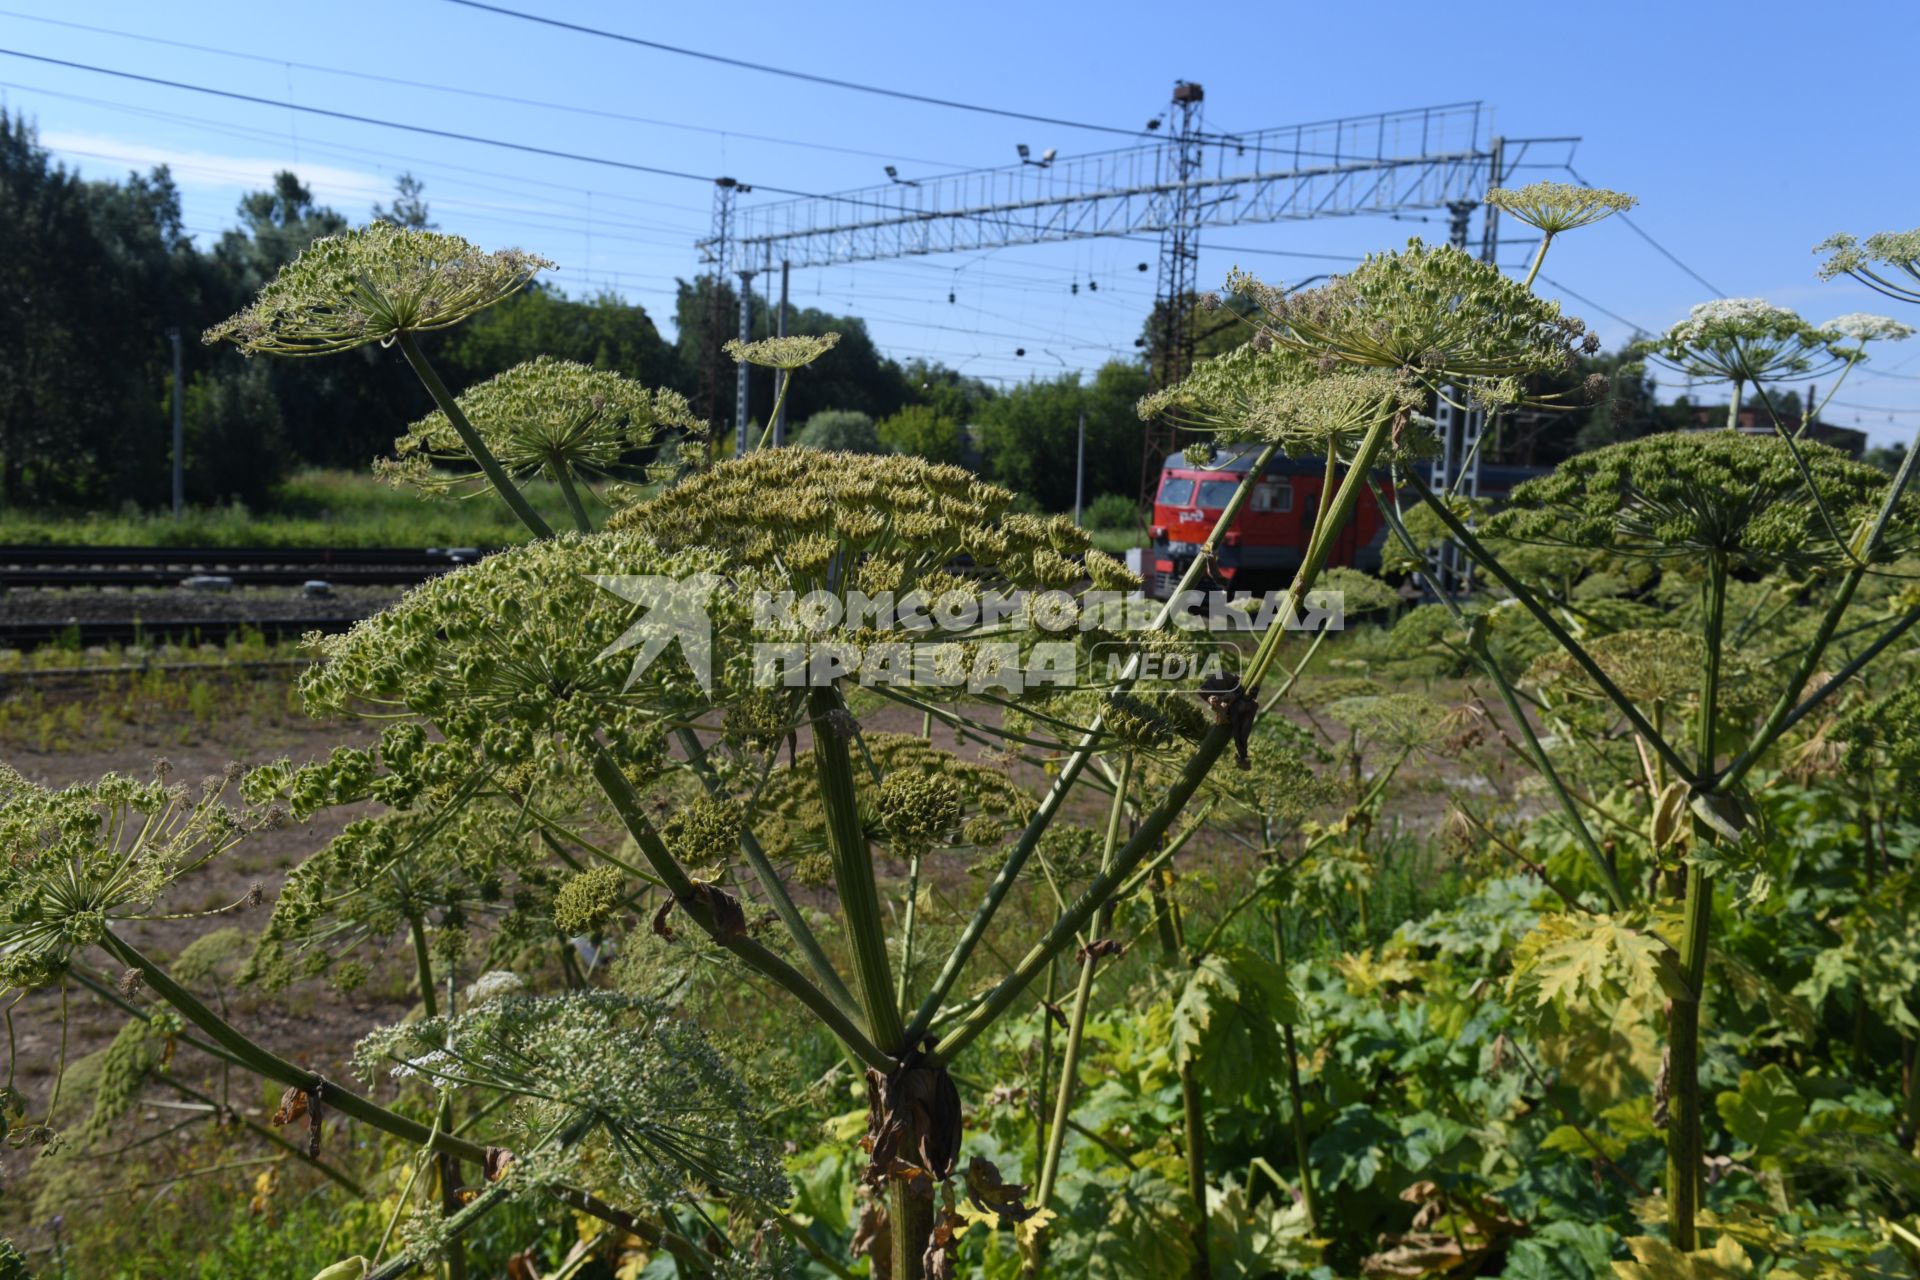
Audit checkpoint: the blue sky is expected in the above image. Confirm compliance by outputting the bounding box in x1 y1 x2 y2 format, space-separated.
3 0 1918 443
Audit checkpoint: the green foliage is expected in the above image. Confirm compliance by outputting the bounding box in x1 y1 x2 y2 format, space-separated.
976 361 1151 511
1082 492 1139 530
876 403 965 464
1170 948 1295 1098
793 408 882 453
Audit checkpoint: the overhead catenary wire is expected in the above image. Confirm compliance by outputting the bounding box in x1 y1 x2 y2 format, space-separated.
0 8 972 170
1566 163 1726 299
0 75 714 217
0 46 905 207
1535 274 1648 333
442 0 1157 141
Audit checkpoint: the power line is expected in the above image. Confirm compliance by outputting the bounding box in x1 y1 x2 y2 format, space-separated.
0 46 869 203
0 75 711 218
1535 273 1647 333
443 0 1152 141
1566 163 1726 298
0 7 970 170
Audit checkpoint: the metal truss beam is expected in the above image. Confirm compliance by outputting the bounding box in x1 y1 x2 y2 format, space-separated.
701 103 1574 272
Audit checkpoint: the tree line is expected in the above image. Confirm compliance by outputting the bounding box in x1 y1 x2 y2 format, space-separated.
0 110 1670 517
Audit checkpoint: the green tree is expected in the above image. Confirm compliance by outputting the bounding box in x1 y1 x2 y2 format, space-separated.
372 172 434 229
178 363 288 506
876 403 964 464
0 112 202 506
794 409 882 453
977 360 1151 511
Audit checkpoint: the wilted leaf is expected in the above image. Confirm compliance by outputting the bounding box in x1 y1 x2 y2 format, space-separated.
963 1155 1036 1224
1612 1234 1753 1280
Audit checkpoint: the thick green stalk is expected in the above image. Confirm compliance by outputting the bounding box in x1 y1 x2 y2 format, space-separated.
1179 1055 1213 1280
1725 379 1743 431
897 851 922 1015
1521 232 1555 292
905 444 1282 1043
408 915 466 1280
808 686 906 1053
1666 555 1726 1248
674 727 860 1018
551 462 594 534
755 371 796 452
1034 756 1133 1214
396 330 553 539
589 745 894 1071
1271 911 1316 1230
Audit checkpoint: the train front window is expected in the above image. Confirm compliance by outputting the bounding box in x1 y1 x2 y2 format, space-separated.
1252 481 1293 513
1196 479 1242 509
1159 477 1195 506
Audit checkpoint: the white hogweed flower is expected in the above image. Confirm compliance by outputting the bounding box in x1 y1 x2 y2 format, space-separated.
723 332 841 369
1485 181 1637 234
1823 313 1915 343
204 223 552 356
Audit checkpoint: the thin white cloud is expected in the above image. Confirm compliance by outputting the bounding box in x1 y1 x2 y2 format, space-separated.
39 129 391 208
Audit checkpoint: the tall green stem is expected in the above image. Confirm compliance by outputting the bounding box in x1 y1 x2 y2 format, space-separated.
408 915 466 1280
1034 756 1132 1215
1666 555 1726 1248
1179 1055 1213 1280
1521 232 1555 292
808 687 905 1053
551 462 594 534
1271 911 1317 1230
396 330 553 539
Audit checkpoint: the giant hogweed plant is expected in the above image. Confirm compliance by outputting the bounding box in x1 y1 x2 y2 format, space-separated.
1359 200 1920 1253
0 211 1577 1278
11 195 1908 1276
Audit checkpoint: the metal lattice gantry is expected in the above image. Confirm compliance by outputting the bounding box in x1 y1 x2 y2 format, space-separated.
698 92 1577 472
706 101 1566 271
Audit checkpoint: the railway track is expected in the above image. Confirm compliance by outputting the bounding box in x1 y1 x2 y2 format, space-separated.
0 544 494 589
0 545 501 652
0 616 361 650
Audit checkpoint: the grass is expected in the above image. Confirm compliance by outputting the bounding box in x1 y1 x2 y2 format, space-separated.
0 470 557 548
3 470 1144 552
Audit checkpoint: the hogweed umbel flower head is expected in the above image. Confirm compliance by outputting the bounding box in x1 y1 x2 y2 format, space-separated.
1823 312 1915 347
1817 228 1920 304
0 766 254 990
1636 297 1847 385
1486 181 1637 235
204 223 552 356
382 356 704 497
723 332 840 370
1486 431 1916 570
1138 349 1431 461
1223 242 1597 407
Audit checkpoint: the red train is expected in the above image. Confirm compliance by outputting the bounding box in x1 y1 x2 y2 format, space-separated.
1143 448 1541 599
